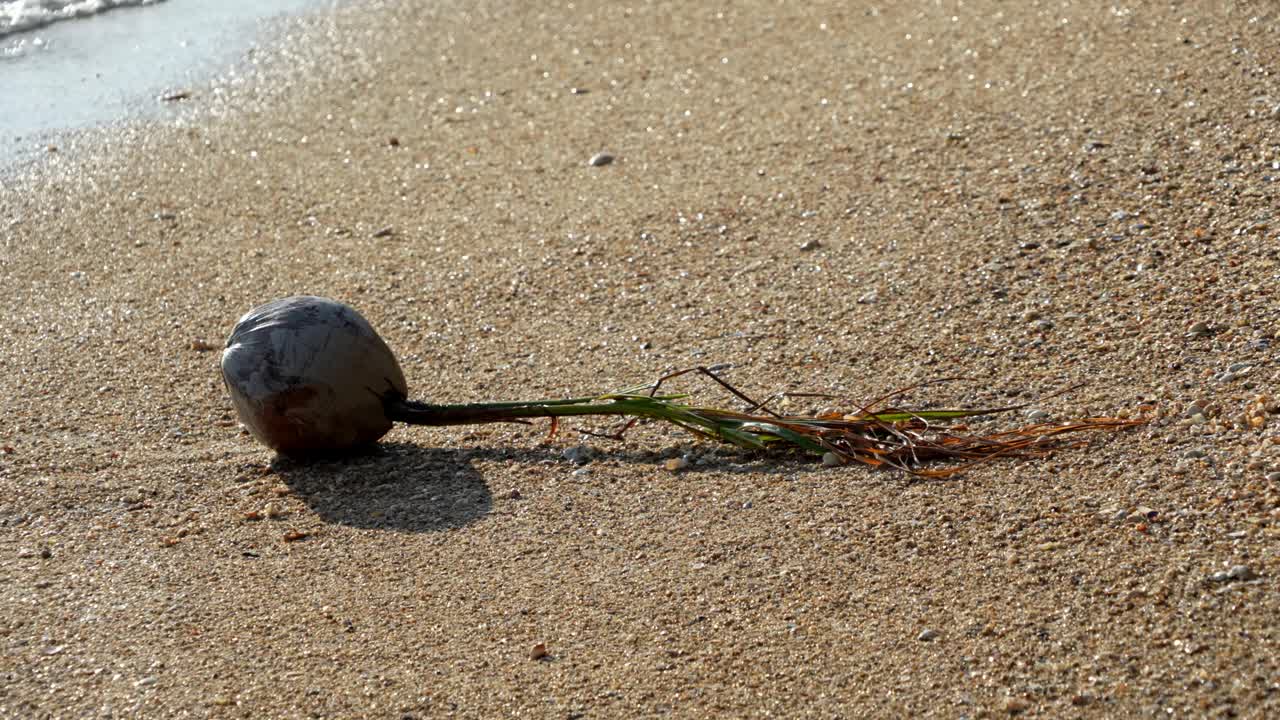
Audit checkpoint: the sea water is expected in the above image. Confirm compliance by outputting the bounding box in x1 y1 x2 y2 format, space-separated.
0 0 331 170
1 0 165 37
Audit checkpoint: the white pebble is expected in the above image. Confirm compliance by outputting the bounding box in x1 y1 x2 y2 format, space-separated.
588 152 614 167
1227 565 1257 581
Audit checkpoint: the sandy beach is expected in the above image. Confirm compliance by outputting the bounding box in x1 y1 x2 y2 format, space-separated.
2 1 1278 716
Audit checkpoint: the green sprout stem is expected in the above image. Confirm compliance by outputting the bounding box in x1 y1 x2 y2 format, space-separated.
384 377 1144 476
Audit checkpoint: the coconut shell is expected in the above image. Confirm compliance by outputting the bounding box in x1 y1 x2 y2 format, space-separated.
220 296 408 455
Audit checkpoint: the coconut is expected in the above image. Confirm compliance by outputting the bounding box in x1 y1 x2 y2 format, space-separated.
220 296 407 455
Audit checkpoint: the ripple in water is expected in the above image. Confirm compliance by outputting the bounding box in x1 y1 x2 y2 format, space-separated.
0 0 166 38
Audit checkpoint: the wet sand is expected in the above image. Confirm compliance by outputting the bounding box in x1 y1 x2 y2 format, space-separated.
2 1 1278 716
0 0 328 169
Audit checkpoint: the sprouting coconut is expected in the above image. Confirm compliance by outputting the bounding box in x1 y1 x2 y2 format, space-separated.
220 296 408 455
221 296 1143 475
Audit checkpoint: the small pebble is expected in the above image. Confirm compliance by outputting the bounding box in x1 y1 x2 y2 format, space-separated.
664 457 690 472
1209 565 1257 583
1003 697 1031 714
917 628 939 641
799 239 822 251
821 452 842 467
1024 409 1050 422
1227 565 1257 581
1265 471 1280 482
1071 693 1095 707
1186 321 1211 337
530 642 549 660
562 446 592 464
587 152 614 167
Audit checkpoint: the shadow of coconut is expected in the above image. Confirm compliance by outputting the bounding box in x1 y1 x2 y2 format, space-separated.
270 443 492 533
269 434 842 533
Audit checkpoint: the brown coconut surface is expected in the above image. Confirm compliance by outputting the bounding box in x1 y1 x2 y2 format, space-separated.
2 1 1278 717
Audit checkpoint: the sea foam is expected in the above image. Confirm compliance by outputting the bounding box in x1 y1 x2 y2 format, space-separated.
0 0 164 38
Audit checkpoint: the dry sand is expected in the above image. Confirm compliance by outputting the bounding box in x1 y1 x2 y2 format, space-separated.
3 0 1279 717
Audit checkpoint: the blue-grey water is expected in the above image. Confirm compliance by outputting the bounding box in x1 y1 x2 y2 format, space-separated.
0 0 333 170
